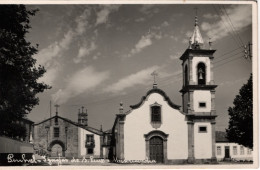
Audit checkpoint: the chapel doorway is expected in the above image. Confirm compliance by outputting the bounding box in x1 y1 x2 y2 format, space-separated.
51 144 63 157
149 136 164 163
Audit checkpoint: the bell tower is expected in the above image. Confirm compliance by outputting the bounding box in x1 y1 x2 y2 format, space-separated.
180 15 217 115
78 106 88 126
180 14 217 163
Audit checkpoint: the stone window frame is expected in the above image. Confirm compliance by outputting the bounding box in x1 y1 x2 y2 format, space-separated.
144 130 169 163
247 148 252 155
240 146 244 155
233 146 237 155
217 146 221 155
150 102 162 123
198 126 207 133
86 134 94 142
54 127 59 138
198 101 207 108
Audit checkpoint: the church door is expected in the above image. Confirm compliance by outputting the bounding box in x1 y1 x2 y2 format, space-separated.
149 136 164 163
51 144 63 157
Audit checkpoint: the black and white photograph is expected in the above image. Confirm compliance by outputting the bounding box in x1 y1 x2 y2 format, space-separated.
0 0 257 168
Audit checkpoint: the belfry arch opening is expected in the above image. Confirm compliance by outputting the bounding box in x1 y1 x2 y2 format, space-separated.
197 62 206 85
184 65 188 86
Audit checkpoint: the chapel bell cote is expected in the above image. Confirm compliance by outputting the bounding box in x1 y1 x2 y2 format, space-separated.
78 106 88 126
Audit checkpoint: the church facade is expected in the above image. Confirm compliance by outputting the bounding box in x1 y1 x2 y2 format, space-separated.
110 16 217 163
33 108 108 159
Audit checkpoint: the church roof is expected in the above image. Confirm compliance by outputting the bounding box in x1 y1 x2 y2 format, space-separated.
129 87 181 110
215 131 229 142
34 115 103 135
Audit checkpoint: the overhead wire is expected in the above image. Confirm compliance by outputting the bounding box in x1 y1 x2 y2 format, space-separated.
72 48 245 108
221 5 245 47
212 5 242 49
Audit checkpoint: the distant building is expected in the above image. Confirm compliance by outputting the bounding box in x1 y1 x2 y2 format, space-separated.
109 15 218 164
33 108 108 158
16 117 34 143
0 118 34 154
215 131 253 161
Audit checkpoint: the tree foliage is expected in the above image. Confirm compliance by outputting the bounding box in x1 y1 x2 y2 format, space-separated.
226 74 253 149
0 5 50 137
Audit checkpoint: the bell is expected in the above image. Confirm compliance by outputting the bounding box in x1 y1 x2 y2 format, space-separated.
199 72 203 80
198 68 203 80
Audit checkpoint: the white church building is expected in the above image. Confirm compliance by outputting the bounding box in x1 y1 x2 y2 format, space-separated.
110 16 218 164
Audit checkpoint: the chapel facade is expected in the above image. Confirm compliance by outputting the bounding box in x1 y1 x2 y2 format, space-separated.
33 108 111 159
109 15 217 163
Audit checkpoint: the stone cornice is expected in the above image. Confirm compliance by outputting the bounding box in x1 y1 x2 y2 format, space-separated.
180 49 216 61
180 85 218 93
130 88 181 110
186 114 217 122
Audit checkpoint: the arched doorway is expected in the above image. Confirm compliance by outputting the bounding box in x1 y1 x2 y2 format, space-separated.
51 144 63 157
149 136 163 163
48 140 66 157
144 130 168 163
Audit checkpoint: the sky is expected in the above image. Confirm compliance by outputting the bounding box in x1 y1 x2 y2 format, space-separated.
24 4 253 132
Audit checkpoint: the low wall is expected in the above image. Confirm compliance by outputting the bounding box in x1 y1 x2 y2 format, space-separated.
0 136 33 153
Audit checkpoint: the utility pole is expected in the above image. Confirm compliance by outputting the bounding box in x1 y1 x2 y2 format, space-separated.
50 100 52 118
244 42 252 60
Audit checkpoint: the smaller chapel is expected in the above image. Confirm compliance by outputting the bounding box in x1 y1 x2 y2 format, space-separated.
33 107 111 159
109 15 218 164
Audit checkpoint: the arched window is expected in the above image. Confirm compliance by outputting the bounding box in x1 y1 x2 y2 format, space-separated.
197 62 206 85
184 65 188 85
151 105 161 122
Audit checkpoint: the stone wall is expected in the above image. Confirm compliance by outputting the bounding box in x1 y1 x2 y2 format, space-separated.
33 117 79 158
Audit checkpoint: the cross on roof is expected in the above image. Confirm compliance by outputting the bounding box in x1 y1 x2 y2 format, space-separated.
54 104 60 116
194 7 198 16
194 7 199 26
151 71 158 84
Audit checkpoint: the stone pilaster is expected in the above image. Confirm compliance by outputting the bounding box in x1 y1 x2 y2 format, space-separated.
187 121 195 163
189 56 194 85
188 90 194 114
183 61 185 86
163 139 168 163
211 90 216 115
119 121 125 160
210 59 215 85
145 139 149 159
211 121 217 162
100 135 103 158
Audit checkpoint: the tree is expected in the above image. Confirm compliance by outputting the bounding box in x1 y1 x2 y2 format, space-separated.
226 74 253 149
0 5 50 138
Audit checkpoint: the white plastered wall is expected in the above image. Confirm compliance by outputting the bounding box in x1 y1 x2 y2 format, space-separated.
78 127 100 157
124 93 188 160
193 90 211 112
215 143 253 161
194 122 212 159
192 57 211 84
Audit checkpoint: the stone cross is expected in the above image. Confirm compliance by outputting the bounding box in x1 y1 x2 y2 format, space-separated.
194 7 198 16
54 104 60 116
151 71 158 84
